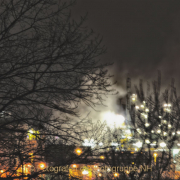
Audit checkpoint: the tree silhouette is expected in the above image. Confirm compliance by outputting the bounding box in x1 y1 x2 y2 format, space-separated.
0 0 114 179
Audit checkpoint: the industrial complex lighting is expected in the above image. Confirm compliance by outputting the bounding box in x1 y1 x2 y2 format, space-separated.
102 111 125 129
157 129 161 134
82 170 89 175
160 142 166 148
145 123 149 127
145 139 150 144
134 141 142 148
99 142 103 146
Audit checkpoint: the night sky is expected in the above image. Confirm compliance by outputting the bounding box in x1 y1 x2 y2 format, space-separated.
72 0 180 88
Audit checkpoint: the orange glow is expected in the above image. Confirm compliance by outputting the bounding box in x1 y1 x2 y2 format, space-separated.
75 148 82 155
0 170 4 173
72 164 77 168
100 156 105 160
39 162 46 170
153 153 157 157
114 173 119 177
98 173 102 177
153 153 158 164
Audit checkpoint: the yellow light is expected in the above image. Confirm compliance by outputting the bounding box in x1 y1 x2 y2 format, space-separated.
131 152 134 154
94 165 98 168
98 173 102 177
153 153 158 164
126 170 130 174
72 164 77 168
153 153 157 157
39 162 46 170
75 148 82 155
114 173 119 177
100 156 105 160
141 105 144 108
132 162 134 164
0 170 4 173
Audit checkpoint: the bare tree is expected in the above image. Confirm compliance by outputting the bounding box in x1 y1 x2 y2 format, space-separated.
0 0 115 179
88 74 180 180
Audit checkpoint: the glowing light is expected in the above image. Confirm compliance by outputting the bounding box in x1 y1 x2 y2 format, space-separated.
145 123 149 127
0 170 4 173
141 105 144 108
168 104 171 107
153 153 157 164
164 104 167 107
163 120 167 124
173 149 179 155
75 148 82 155
99 142 103 146
114 173 119 177
151 130 154 133
177 131 180 134
126 129 131 134
107 168 111 172
29 130 33 134
168 124 171 128
157 129 161 133
102 111 125 129
131 94 136 102
145 108 149 112
177 143 180 146
100 156 105 160
98 173 102 177
82 139 96 148
145 139 150 144
144 114 148 119
143 101 146 104
82 170 89 175
111 142 118 146
163 132 167 136
159 116 162 118
172 132 175 135
94 165 98 168
39 162 46 170
72 164 77 168
160 142 166 148
135 106 139 109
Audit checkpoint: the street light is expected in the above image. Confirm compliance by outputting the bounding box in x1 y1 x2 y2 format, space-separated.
39 162 46 170
153 153 158 164
75 148 82 156
100 156 105 160
114 173 119 177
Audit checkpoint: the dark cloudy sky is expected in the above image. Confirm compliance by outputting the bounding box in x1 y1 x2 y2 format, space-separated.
72 0 180 88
